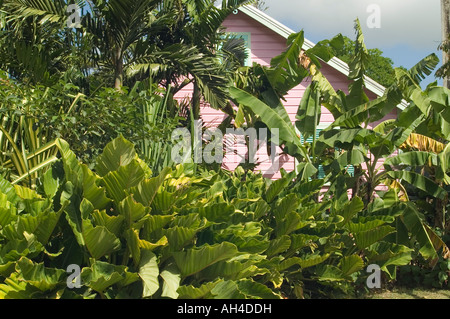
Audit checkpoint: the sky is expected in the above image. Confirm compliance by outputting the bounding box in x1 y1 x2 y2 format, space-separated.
259 0 445 87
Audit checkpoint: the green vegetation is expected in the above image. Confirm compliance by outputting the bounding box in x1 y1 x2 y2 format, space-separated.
0 1 449 299
334 35 398 88
0 135 445 299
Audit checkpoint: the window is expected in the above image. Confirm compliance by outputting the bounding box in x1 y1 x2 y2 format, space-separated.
296 124 355 180
299 129 326 179
222 32 252 67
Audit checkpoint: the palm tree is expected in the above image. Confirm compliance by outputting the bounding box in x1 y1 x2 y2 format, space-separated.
0 0 253 109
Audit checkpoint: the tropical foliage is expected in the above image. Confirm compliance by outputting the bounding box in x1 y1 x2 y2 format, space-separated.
333 35 398 88
0 71 181 180
0 0 253 112
0 0 449 299
229 19 450 291
0 135 443 299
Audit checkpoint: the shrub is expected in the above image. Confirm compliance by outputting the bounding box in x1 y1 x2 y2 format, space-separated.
0 72 181 182
1 136 444 299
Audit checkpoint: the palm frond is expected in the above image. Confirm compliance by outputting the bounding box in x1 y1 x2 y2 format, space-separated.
2 0 68 27
408 53 440 84
126 43 229 110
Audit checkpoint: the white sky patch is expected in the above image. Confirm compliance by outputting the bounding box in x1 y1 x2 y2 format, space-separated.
263 0 442 50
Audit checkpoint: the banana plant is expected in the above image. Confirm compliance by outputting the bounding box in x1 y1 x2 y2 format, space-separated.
229 30 344 172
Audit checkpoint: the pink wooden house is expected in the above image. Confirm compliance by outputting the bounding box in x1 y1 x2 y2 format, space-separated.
175 5 407 179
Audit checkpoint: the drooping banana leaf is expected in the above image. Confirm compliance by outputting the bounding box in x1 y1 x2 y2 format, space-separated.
229 86 309 161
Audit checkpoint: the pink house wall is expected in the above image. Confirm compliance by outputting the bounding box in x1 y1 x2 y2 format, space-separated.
174 10 398 180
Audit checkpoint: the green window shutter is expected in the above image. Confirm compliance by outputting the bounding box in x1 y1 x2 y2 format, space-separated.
346 164 355 177
222 32 252 67
300 129 325 179
299 126 355 179
237 33 251 67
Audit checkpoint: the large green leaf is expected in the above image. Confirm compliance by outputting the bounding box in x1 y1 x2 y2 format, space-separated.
138 250 159 298
353 225 396 250
172 242 239 278
265 235 291 258
0 273 34 299
177 280 221 299
200 254 267 281
160 264 181 299
81 260 131 294
33 206 64 246
332 95 396 129
267 31 309 94
386 170 446 199
101 159 145 202
60 181 85 247
15 257 66 292
304 34 344 67
0 202 16 229
41 166 60 198
91 209 124 237
118 195 150 227
366 242 413 271
401 203 440 260
347 19 370 81
339 255 364 277
211 279 280 299
309 67 343 119
316 265 346 282
95 135 137 177
163 226 200 251
295 162 318 182
124 228 141 266
0 175 21 205
384 151 438 168
336 196 364 225
273 193 300 220
229 87 309 160
197 203 235 223
80 164 111 210
130 167 171 207
275 211 307 237
143 214 174 235
296 82 321 141
56 139 111 210
407 53 440 85
298 253 330 269
82 221 121 260
265 175 291 203
347 219 389 233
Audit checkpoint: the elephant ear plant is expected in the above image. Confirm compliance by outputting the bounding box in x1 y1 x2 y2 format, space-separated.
0 136 447 299
0 136 283 299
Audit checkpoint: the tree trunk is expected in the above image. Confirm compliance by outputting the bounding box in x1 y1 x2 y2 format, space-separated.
114 60 124 91
114 47 124 91
442 0 450 88
192 82 201 120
